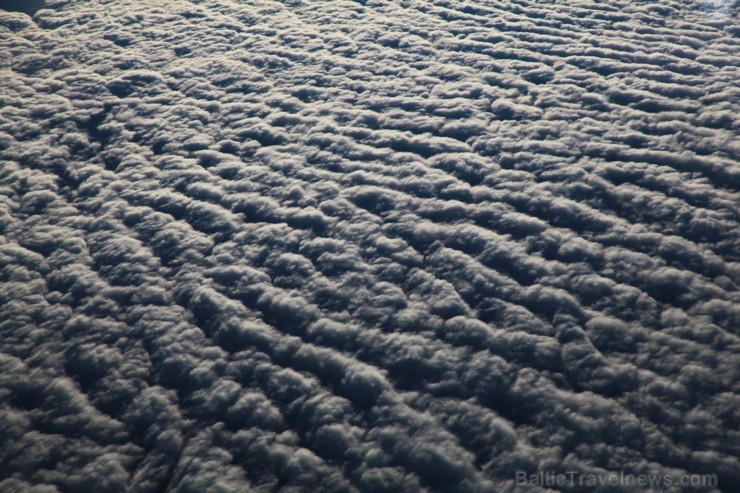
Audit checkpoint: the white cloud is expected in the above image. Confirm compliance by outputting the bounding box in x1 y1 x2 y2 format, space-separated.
1 0 738 491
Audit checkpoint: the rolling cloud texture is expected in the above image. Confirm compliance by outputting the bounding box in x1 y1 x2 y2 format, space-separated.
1 0 738 492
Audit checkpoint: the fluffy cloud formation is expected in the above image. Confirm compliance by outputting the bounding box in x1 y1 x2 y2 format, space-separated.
0 1 738 492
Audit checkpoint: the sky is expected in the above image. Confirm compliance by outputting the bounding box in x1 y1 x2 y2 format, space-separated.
0 1 738 492
0 0 45 15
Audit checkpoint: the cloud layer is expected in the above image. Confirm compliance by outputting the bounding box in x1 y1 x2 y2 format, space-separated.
1 1 738 492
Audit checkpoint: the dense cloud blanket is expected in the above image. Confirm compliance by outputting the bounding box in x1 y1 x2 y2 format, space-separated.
1 1 739 492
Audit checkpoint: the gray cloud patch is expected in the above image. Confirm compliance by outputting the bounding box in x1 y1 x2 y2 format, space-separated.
1 0 738 492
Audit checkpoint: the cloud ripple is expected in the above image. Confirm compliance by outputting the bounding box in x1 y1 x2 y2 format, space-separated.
1 1 738 492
